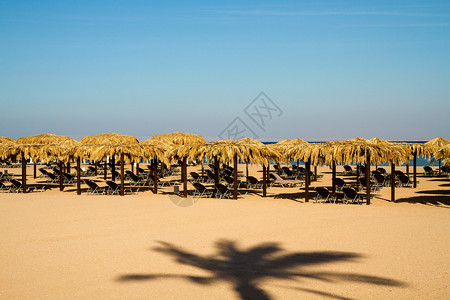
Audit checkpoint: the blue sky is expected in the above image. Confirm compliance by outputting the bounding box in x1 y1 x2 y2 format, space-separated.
1 0 449 141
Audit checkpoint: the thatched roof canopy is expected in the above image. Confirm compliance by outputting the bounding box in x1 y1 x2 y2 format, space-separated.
80 133 140 145
434 144 450 160
187 139 283 166
423 137 450 158
0 141 18 159
15 134 78 162
0 136 15 143
149 132 205 145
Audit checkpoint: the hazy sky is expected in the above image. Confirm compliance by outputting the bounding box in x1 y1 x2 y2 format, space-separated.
1 0 449 141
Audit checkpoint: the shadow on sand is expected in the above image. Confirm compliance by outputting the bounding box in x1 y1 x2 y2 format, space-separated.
116 240 406 299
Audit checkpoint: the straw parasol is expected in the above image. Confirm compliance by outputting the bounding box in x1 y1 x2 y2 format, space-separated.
16 134 77 193
434 144 450 160
190 139 282 199
0 136 15 143
76 133 141 196
140 139 171 194
423 137 450 175
149 132 206 197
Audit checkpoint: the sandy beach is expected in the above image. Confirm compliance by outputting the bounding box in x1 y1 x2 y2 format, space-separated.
1 164 449 299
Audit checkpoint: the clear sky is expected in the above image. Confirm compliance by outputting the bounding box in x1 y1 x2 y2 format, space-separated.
1 0 449 141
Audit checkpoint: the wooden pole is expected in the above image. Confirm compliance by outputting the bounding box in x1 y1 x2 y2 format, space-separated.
365 154 371 205
59 161 64 191
136 162 140 175
439 159 441 176
95 162 98 176
391 162 395 202
120 153 125 196
406 162 409 177
214 156 219 184
246 162 249 180
67 162 71 173
305 160 310 202
314 165 317 181
131 161 134 174
233 154 238 200
21 152 27 193
413 151 417 188
332 160 336 195
103 161 107 180
183 158 187 198
262 165 267 197
153 159 158 194
77 158 81 195
33 163 37 179
112 156 116 182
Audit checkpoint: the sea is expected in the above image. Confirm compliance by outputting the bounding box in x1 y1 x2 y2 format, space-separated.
262 141 436 167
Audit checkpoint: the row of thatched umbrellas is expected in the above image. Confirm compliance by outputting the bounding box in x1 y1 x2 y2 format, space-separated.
0 133 449 203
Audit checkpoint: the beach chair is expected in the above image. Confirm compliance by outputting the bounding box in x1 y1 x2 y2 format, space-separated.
190 171 206 183
332 178 346 191
63 173 75 184
46 173 59 183
342 187 363 204
246 176 263 189
85 180 106 195
223 176 242 189
192 183 214 198
343 165 356 175
423 166 435 176
214 183 231 199
39 168 50 178
10 179 35 193
205 170 216 183
315 187 332 203
376 167 387 176
373 174 386 191
0 182 12 193
106 181 120 195
398 174 412 187
269 173 300 188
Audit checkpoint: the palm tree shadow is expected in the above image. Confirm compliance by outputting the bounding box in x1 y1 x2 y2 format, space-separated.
116 240 406 299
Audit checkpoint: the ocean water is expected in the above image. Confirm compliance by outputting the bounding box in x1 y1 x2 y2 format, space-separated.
263 141 437 167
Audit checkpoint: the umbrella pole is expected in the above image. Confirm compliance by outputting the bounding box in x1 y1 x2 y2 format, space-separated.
201 160 204 180
59 161 64 191
183 158 187 198
21 152 27 193
120 153 125 196
112 156 116 182
77 158 81 195
233 154 238 200
131 161 134 174
413 152 417 188
314 165 317 181
246 162 248 180
95 162 98 176
406 162 409 177
153 159 158 194
34 162 37 179
356 163 360 185
391 162 395 202
439 159 441 176
262 165 267 197
103 160 107 180
365 154 370 205
67 162 71 173
305 160 310 202
136 162 140 175
332 161 336 196
214 156 219 184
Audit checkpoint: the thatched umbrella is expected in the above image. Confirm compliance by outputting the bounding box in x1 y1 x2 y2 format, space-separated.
287 142 329 202
424 137 450 175
78 133 141 196
140 139 170 194
434 144 450 160
369 138 411 202
149 132 206 197
0 136 15 143
16 134 77 193
238 138 265 179
177 139 282 199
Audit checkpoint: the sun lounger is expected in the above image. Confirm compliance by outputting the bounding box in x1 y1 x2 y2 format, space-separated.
269 173 301 188
192 182 214 198
246 176 263 189
85 180 106 195
315 187 332 203
342 187 363 204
